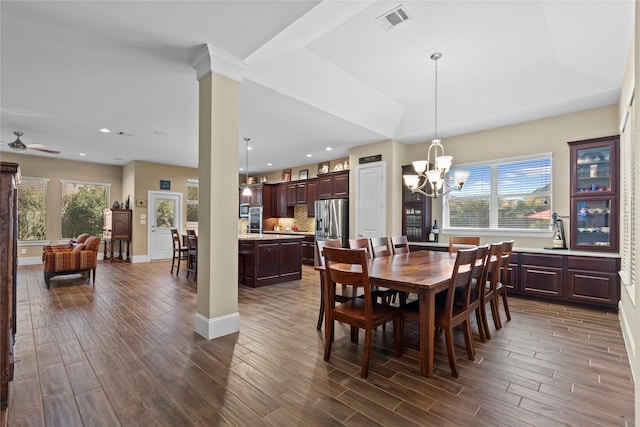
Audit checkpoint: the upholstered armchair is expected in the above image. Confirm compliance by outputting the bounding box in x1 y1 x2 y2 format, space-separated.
43 236 100 288
43 233 91 253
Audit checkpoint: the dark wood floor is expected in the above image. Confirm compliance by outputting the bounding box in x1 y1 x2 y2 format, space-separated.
2 260 634 426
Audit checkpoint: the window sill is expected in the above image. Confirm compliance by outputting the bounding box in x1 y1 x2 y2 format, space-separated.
18 240 51 246
442 227 553 238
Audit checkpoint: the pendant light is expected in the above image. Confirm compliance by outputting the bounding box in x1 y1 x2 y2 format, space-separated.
242 138 252 197
403 52 469 198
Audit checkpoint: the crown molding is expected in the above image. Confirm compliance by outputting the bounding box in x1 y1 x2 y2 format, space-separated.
189 44 249 82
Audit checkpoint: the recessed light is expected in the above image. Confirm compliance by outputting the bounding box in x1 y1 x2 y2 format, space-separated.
79 153 86 156
325 147 332 151
306 154 313 158
239 167 245 171
113 158 124 161
267 163 273 166
99 128 111 133
247 146 252 150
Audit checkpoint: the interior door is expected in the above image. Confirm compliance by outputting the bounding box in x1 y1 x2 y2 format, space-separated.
148 191 182 260
356 162 386 238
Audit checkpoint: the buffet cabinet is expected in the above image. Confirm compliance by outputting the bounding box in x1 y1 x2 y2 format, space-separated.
0 162 18 408
401 165 432 241
103 209 132 261
568 135 619 252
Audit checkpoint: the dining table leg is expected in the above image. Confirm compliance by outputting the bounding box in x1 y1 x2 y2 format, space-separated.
419 288 436 377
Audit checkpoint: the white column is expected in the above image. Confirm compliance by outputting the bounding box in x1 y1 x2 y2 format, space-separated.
189 44 248 339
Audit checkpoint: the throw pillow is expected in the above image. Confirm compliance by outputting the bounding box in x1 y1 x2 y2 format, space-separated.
72 243 84 253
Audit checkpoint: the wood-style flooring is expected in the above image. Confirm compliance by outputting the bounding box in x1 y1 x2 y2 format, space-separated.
2 260 635 426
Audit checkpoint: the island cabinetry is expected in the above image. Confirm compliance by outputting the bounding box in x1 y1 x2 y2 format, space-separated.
301 235 315 265
520 253 564 298
239 236 303 287
317 171 349 199
566 256 620 307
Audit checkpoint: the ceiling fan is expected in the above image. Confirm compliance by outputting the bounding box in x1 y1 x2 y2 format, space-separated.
1 131 60 154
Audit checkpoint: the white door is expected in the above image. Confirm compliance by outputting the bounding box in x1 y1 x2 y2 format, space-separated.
148 191 183 260
356 162 386 238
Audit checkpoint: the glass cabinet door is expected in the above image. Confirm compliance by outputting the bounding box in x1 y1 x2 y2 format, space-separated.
404 205 424 239
571 197 617 250
575 145 612 194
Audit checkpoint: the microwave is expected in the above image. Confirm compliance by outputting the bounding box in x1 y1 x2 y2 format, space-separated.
239 203 250 218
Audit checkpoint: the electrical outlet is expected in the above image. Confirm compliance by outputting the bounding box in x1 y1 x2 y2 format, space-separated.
140 214 146 219
141 219 146 224
21 248 26 255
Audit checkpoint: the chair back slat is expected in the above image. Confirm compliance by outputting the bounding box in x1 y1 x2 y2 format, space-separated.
443 248 477 318
323 247 374 314
316 239 341 268
390 236 410 254
449 236 480 253
348 238 372 259
370 237 392 258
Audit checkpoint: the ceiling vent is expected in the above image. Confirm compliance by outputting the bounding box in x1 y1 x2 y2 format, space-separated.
376 5 411 31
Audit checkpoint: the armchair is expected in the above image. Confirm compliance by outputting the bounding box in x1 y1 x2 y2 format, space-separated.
43 236 101 288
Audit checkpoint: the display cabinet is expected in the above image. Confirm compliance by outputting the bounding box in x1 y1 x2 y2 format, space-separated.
568 135 619 252
401 165 432 241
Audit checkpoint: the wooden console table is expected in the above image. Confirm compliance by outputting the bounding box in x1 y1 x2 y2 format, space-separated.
103 209 132 261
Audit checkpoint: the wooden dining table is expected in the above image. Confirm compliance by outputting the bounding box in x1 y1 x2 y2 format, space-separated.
321 250 458 377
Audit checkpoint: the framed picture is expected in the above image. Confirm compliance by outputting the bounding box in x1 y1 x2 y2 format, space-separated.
282 169 292 182
160 180 171 190
318 161 330 174
299 169 308 180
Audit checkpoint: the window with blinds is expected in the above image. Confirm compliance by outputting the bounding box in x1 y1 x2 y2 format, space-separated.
620 94 636 302
444 154 552 232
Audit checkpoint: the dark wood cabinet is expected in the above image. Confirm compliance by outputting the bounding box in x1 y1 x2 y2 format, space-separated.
301 235 315 265
286 184 297 206
568 135 619 252
240 184 273 217
520 254 564 298
103 209 132 261
0 162 18 409
274 185 293 218
317 171 349 200
401 165 432 241
566 256 620 307
239 237 303 287
296 182 307 205
307 179 317 217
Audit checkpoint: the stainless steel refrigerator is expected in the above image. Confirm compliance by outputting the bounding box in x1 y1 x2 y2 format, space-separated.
315 199 348 249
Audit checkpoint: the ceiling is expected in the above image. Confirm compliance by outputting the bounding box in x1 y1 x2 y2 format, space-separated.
0 1 634 174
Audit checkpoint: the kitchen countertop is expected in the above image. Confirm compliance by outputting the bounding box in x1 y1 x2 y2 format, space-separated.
261 230 316 236
238 233 306 240
408 241 620 258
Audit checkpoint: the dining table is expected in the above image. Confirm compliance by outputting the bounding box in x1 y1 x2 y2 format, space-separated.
321 250 458 377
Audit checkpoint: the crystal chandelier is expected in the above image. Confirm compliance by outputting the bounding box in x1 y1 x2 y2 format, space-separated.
242 138 252 197
403 52 469 198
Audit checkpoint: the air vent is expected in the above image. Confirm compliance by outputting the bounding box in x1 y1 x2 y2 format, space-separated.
376 5 411 31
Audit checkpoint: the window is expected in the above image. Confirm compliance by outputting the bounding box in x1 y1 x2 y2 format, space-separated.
186 179 198 225
61 180 110 239
620 94 636 303
17 177 49 242
444 153 552 233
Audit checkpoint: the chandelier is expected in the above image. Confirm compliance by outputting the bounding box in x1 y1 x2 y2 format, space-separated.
403 52 469 198
242 138 252 197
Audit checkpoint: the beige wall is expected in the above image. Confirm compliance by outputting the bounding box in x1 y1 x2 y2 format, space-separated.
2 152 122 258
241 157 350 185
128 160 198 256
403 105 618 248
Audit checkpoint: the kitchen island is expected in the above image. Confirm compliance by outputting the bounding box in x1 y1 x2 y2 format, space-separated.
238 234 305 287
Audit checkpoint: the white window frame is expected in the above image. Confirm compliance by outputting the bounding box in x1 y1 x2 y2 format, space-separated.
186 179 198 227
620 91 636 305
17 176 50 246
443 152 554 237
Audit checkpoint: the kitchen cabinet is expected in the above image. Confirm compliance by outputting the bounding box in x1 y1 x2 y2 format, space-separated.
520 253 563 298
286 183 297 206
0 162 18 409
401 164 432 241
274 185 293 218
568 135 619 252
301 235 315 265
317 171 349 200
296 182 307 205
566 256 620 307
239 184 273 217
238 236 303 287
307 179 317 217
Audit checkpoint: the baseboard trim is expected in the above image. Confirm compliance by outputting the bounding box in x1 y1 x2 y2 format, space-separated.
18 256 42 266
619 301 636 382
130 255 150 263
195 312 240 340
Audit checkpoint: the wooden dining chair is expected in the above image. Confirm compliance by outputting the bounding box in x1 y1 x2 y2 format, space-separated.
322 247 402 378
495 240 514 327
448 236 480 253
390 236 410 254
370 237 393 258
402 247 478 378
347 238 372 258
186 229 198 280
480 242 504 339
170 229 188 275
456 244 490 346
316 239 351 331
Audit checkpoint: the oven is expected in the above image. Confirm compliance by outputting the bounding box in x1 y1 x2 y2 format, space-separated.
239 203 250 218
248 206 263 233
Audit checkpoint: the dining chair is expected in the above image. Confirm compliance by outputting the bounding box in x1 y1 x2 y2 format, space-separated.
495 240 514 327
448 236 481 253
186 229 198 280
480 242 504 339
322 247 402 378
347 238 372 258
370 237 393 258
402 247 478 378
170 229 188 275
463 244 490 346
390 235 410 254
316 239 352 331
